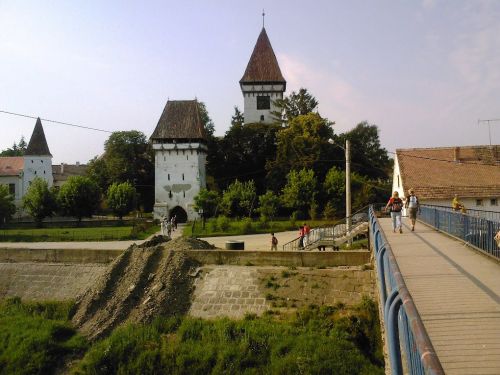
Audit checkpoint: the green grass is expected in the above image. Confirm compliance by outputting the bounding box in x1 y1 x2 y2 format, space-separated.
185 218 336 237
72 297 384 375
0 297 87 375
0 225 159 242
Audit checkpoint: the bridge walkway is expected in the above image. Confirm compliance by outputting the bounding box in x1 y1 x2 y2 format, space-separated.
379 217 500 375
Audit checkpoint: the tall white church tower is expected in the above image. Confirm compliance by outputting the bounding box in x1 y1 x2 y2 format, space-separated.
240 27 286 124
150 100 207 222
23 118 53 195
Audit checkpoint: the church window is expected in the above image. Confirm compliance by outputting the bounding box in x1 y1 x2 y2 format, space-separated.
257 96 270 110
8 184 15 195
168 174 170 181
186 155 189 160
169 191 172 199
183 190 185 198
31 160 33 163
260 115 264 122
43 170 46 174
34 171 37 175
41 160 43 163
491 198 498 206
182 173 185 181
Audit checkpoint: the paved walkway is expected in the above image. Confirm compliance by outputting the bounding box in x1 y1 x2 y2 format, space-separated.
200 230 298 251
380 217 500 375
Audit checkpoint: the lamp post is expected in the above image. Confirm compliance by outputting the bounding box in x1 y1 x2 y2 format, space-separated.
328 138 351 245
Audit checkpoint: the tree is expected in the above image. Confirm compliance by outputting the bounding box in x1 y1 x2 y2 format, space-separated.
272 88 319 123
86 156 110 193
257 191 280 222
0 185 16 226
58 176 100 222
281 168 317 218
0 136 27 156
220 180 257 218
106 182 136 220
198 101 215 136
266 112 335 191
193 189 220 219
22 177 57 226
340 122 391 180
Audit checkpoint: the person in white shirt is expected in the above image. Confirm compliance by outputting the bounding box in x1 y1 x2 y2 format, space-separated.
405 189 420 232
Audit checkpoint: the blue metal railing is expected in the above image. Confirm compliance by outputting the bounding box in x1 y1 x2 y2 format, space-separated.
369 205 444 375
419 205 500 259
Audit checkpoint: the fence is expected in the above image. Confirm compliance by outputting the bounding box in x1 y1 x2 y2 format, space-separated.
369 205 444 375
419 205 500 259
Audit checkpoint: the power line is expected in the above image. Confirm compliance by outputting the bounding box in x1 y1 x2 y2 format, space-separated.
0 110 113 134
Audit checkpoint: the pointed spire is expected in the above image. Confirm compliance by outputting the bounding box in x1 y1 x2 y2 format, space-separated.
25 117 52 156
240 27 286 84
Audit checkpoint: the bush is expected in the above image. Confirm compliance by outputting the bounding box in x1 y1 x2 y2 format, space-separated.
240 217 253 234
216 216 230 232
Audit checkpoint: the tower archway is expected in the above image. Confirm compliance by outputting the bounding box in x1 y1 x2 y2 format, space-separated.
169 206 188 223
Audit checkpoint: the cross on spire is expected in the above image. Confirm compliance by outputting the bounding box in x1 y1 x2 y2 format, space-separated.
262 9 265 28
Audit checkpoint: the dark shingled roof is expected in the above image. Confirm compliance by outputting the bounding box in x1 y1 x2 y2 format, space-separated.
150 100 207 141
26 118 52 156
397 146 500 200
240 27 286 84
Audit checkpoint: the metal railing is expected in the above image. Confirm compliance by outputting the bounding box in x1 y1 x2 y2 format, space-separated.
370 205 444 375
419 205 500 259
281 205 371 251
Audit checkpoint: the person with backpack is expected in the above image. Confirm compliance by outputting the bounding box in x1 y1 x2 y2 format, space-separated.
405 188 420 232
386 191 404 233
270 232 278 251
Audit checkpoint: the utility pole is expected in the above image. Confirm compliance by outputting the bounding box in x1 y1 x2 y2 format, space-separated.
478 118 500 146
345 139 351 246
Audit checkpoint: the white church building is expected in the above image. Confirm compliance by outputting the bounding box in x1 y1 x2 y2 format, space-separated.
150 26 285 222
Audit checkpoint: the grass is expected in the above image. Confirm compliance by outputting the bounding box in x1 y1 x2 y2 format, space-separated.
0 297 87 375
0 298 384 374
0 225 159 242
185 218 337 237
72 298 384 375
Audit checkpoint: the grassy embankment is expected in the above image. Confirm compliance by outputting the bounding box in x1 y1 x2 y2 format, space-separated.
0 224 159 242
0 297 384 375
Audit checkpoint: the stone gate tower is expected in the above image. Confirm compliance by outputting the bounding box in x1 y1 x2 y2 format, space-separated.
240 27 286 124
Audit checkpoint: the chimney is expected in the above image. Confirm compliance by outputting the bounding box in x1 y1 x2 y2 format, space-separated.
454 147 460 162
60 163 64 174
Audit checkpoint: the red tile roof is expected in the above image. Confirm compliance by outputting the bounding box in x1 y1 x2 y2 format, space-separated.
397 146 500 199
0 157 24 176
240 28 286 84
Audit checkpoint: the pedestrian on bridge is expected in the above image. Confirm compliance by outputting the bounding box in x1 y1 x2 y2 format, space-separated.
386 191 404 233
405 188 420 231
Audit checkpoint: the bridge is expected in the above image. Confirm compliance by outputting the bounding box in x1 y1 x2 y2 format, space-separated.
371 205 500 375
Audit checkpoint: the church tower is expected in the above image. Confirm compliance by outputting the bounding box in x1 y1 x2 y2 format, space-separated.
23 118 53 195
240 27 286 124
150 100 207 222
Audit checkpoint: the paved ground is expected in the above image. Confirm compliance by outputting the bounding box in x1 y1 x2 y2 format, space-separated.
380 217 500 375
0 225 299 251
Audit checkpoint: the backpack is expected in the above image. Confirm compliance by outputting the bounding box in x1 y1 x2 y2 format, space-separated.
391 198 403 212
272 236 278 245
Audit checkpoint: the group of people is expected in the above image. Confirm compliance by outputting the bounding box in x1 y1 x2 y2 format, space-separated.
160 215 177 238
385 189 420 233
269 222 311 251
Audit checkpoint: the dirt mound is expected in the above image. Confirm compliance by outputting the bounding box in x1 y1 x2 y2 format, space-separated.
139 235 170 248
71 241 200 341
163 237 216 251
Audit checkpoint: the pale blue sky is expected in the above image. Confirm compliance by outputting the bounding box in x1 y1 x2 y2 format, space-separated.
1 0 499 164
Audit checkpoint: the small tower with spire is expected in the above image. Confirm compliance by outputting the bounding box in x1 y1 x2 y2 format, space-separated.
240 21 286 124
23 118 53 194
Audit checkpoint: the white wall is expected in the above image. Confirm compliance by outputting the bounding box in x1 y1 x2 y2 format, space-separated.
241 83 285 124
22 155 53 196
153 142 207 221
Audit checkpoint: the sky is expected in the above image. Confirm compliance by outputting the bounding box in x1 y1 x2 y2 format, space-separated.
1 0 500 164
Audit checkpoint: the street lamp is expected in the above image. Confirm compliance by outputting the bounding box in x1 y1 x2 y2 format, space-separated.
328 138 351 245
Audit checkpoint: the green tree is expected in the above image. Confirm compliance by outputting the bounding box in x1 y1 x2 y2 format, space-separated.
257 190 281 222
106 182 136 220
0 185 16 226
267 113 334 191
86 156 110 193
272 88 319 123
0 136 27 156
193 189 220 219
220 180 257 218
339 122 391 180
281 168 317 218
198 101 215 136
22 177 57 226
58 176 100 222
